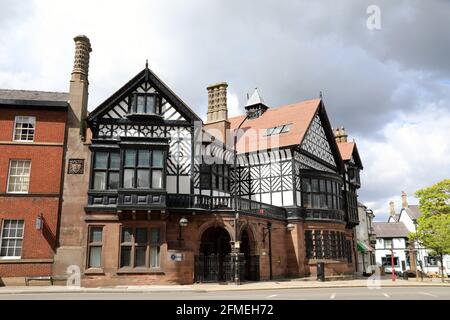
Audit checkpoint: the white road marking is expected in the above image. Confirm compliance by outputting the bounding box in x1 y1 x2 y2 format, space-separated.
421 292 438 298
330 293 336 299
267 294 278 298
382 293 390 298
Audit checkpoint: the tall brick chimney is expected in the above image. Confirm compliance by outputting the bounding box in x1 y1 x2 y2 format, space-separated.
401 191 408 208
69 35 92 141
206 82 228 122
204 82 230 145
53 35 92 277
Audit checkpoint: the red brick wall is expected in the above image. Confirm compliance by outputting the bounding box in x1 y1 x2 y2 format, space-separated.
0 107 66 279
0 108 66 143
0 262 52 277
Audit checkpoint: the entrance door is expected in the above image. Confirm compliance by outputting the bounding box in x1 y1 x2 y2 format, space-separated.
195 227 231 282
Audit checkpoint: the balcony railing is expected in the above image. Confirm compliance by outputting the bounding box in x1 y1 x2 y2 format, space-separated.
166 194 286 220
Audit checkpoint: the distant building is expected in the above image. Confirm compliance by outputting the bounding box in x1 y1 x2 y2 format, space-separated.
355 202 375 275
374 192 450 276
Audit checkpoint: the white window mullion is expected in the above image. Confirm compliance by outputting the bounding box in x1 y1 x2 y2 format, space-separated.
13 116 36 142
0 219 24 258
7 160 31 194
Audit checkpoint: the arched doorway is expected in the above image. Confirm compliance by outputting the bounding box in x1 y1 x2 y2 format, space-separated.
200 227 231 256
195 226 232 282
240 228 260 281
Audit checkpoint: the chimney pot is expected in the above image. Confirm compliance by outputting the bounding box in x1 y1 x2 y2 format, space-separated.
389 201 395 216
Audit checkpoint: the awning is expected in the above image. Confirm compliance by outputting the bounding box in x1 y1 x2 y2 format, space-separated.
357 241 374 253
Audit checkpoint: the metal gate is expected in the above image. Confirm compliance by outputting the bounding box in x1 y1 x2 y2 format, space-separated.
194 254 259 283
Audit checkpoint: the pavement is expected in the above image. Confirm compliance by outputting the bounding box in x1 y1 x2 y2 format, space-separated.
0 277 449 295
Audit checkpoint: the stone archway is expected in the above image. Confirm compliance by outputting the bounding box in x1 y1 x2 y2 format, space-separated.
239 225 260 281
200 226 231 256
195 226 233 283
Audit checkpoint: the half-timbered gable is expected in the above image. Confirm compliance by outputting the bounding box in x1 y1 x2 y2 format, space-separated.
86 66 201 211
229 99 346 223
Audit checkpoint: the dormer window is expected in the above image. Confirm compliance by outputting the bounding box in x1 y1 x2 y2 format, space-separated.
130 93 161 115
265 123 292 136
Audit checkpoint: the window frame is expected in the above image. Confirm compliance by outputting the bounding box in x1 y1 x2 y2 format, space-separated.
13 116 36 142
122 149 165 190
130 93 161 115
92 151 120 191
0 219 25 259
87 225 104 269
7 159 32 194
119 226 162 270
301 177 341 210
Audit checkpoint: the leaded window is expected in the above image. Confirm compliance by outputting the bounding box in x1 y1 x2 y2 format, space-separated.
305 230 349 261
13 116 35 142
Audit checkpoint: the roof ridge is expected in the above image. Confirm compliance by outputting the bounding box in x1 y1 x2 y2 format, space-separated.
0 88 68 94
228 98 321 121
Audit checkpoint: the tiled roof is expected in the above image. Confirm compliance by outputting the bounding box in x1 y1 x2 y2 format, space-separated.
374 222 409 238
406 205 421 220
229 99 321 153
0 89 69 102
337 142 355 161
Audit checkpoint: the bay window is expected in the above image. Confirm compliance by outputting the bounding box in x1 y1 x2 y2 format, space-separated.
92 151 120 190
123 149 164 189
301 177 341 210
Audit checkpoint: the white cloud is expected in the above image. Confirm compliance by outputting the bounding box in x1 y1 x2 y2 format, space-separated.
358 103 450 221
1 0 449 225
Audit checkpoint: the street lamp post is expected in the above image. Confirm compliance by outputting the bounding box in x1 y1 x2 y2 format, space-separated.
232 114 250 285
391 240 396 282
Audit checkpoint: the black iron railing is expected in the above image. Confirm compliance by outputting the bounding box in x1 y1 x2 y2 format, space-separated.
166 194 286 220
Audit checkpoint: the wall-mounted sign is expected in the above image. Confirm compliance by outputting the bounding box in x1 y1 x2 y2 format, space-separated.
168 251 183 262
68 159 84 174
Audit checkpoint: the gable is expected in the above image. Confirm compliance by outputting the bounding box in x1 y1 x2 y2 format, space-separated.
300 112 336 167
88 67 200 123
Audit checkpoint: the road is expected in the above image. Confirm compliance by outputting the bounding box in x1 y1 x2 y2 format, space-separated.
0 287 449 300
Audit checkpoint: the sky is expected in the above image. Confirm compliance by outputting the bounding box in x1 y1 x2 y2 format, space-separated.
1 0 449 221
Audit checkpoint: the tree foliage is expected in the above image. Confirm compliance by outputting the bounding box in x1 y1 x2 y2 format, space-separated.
414 179 450 280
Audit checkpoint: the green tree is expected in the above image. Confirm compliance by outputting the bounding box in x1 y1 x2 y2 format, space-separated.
414 179 450 282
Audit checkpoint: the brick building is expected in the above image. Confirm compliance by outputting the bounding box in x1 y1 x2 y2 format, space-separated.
1 35 364 285
51 35 364 286
0 89 68 284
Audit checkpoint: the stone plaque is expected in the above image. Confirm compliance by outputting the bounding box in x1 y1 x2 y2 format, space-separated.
68 159 85 174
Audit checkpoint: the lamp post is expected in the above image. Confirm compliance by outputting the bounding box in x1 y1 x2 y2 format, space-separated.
178 217 188 245
391 240 396 282
262 222 295 280
231 114 250 285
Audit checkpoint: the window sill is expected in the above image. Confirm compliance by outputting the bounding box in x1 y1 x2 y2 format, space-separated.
84 268 105 275
116 268 164 275
0 258 53 264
